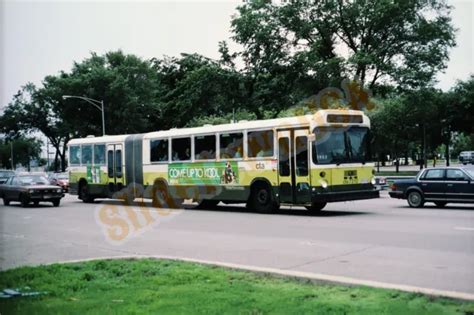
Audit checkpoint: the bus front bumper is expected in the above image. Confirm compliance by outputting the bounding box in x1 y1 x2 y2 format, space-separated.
312 188 379 203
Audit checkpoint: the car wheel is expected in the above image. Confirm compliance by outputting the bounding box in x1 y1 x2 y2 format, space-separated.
434 202 447 208
3 198 10 206
305 202 327 213
52 199 61 207
407 191 424 208
20 194 30 208
33 201 39 206
248 183 278 214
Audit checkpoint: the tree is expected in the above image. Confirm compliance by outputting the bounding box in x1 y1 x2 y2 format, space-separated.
228 0 456 93
1 51 165 171
155 53 248 128
0 136 43 170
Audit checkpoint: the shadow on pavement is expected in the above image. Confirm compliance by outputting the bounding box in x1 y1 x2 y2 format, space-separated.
86 199 370 217
396 204 474 211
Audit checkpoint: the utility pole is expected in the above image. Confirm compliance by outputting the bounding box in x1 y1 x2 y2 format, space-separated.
10 141 14 170
46 138 50 171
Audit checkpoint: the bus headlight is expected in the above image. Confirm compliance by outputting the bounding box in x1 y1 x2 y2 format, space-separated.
371 177 376 185
321 181 328 189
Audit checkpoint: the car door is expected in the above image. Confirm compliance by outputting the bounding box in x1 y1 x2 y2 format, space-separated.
419 169 446 201
2 177 13 199
445 169 474 202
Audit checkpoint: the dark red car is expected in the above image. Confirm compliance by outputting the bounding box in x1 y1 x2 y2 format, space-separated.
48 172 69 192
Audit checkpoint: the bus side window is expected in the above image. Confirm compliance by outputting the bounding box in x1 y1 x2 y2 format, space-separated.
150 139 169 162
94 144 106 165
195 135 216 160
220 133 243 159
248 130 274 158
81 144 93 165
172 137 191 161
69 145 81 165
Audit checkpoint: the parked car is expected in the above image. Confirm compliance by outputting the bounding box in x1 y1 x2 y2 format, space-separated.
389 167 474 208
459 151 474 165
0 170 15 184
48 172 69 192
0 174 64 207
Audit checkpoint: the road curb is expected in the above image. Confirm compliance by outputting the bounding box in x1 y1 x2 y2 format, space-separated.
52 254 474 301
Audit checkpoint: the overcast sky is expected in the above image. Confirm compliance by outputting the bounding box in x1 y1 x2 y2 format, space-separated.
1 0 473 110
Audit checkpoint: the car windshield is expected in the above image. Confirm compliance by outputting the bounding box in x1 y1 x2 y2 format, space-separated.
0 171 15 177
18 176 50 185
312 126 370 164
465 169 474 178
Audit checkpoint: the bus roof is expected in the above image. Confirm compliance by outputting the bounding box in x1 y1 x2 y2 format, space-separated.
68 109 369 145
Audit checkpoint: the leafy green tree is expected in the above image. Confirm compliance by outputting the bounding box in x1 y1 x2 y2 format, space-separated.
0 136 43 170
228 0 456 96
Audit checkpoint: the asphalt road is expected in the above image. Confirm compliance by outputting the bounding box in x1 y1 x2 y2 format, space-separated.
1 192 473 295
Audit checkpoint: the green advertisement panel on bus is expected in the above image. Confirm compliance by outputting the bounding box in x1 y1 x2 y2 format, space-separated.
169 161 239 185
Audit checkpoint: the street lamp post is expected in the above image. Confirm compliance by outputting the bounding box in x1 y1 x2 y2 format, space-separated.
62 95 105 136
10 142 14 170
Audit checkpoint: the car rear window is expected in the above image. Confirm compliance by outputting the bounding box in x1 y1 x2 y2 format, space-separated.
423 169 444 180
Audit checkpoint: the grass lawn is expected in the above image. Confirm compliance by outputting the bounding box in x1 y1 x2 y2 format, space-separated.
0 259 473 314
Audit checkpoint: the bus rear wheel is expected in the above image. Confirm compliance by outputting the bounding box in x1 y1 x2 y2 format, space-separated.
80 183 95 203
305 202 327 213
248 183 278 214
152 182 181 209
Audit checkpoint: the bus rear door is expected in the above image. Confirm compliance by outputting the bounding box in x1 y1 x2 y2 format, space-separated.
107 144 124 193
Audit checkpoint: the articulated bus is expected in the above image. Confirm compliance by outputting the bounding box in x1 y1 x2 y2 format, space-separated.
68 109 379 213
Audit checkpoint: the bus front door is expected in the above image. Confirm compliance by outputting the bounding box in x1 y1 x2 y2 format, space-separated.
293 130 311 204
107 144 124 193
277 130 312 204
277 131 293 203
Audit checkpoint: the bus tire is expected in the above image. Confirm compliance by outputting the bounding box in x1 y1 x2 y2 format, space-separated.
248 182 278 214
79 182 95 203
305 202 327 213
152 181 181 208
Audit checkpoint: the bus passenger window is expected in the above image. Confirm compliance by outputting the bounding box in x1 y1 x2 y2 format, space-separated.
69 146 81 165
195 135 216 160
150 139 169 162
220 133 243 159
94 144 106 165
248 130 274 158
81 145 93 165
172 137 191 161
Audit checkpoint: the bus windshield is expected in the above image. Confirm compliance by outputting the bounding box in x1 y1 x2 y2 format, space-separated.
312 126 370 164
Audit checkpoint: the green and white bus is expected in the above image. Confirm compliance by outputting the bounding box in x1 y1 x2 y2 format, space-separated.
68 109 379 213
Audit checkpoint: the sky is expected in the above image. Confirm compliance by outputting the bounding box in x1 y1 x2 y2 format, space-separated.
0 0 473 112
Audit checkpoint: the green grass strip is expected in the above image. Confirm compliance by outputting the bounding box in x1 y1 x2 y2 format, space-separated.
1 259 473 314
